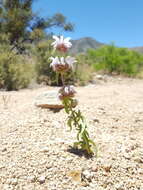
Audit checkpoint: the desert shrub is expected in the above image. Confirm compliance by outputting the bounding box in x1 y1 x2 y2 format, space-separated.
0 50 34 90
34 40 59 85
87 44 143 76
75 54 94 85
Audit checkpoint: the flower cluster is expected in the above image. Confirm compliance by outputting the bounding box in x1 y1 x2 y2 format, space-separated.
51 35 72 52
49 35 76 98
59 85 76 100
49 56 76 73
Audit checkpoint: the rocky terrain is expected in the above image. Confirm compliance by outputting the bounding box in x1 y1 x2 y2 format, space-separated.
0 76 143 190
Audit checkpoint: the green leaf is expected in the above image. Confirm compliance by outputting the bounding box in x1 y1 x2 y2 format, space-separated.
67 117 73 131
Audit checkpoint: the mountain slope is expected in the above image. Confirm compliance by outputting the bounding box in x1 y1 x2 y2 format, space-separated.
69 37 103 54
130 47 143 54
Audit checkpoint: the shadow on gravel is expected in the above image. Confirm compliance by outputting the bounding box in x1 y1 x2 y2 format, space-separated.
48 108 62 113
67 146 93 159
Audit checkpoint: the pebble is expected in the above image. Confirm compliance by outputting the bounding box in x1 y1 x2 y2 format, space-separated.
10 178 18 185
133 157 143 164
82 170 94 181
38 176 46 184
95 75 104 80
41 147 49 153
93 118 100 123
115 183 124 190
102 163 112 172
91 166 98 172
124 153 131 160
28 176 36 183
1 147 7 152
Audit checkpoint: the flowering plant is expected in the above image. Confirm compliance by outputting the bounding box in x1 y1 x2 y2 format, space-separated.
49 56 76 73
51 35 72 52
50 35 96 155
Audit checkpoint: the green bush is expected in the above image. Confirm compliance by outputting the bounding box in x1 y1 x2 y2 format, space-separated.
75 54 94 85
0 50 34 90
87 44 143 76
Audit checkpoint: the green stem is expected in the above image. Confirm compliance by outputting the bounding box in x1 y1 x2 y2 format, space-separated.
61 73 65 86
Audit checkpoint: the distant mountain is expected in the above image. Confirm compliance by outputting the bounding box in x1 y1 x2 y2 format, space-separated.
68 36 143 54
130 47 143 54
69 37 103 54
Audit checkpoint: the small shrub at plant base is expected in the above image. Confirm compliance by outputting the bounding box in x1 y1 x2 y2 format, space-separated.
49 35 97 155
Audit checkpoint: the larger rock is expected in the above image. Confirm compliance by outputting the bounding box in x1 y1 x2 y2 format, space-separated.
35 90 64 109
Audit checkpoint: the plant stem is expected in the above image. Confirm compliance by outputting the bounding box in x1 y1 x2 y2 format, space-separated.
63 98 96 155
61 73 65 86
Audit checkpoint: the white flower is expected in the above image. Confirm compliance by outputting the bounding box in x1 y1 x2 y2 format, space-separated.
59 85 76 100
64 86 75 94
65 56 77 70
49 56 76 72
49 56 60 71
51 35 72 52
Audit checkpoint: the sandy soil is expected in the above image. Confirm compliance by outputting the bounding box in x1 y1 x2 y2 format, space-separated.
0 77 143 190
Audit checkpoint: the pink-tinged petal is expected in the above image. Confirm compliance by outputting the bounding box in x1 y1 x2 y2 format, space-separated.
52 35 59 41
51 35 72 51
64 37 71 42
60 57 65 65
66 56 77 63
60 36 64 43
51 41 56 45
49 56 60 68
51 41 59 49
55 57 60 63
65 56 77 70
64 42 72 47
49 56 54 61
64 87 68 94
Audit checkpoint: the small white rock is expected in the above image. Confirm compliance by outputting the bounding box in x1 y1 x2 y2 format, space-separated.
11 178 18 185
41 147 49 153
115 183 124 190
28 176 36 183
38 176 46 184
96 75 104 80
82 170 93 180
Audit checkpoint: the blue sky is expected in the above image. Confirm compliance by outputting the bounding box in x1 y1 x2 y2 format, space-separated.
33 0 143 47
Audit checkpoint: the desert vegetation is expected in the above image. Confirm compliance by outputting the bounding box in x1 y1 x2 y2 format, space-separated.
0 1 143 90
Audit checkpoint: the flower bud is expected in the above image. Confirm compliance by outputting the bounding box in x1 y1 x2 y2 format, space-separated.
59 85 76 100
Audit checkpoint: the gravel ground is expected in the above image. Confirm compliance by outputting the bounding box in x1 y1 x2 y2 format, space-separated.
0 77 143 190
